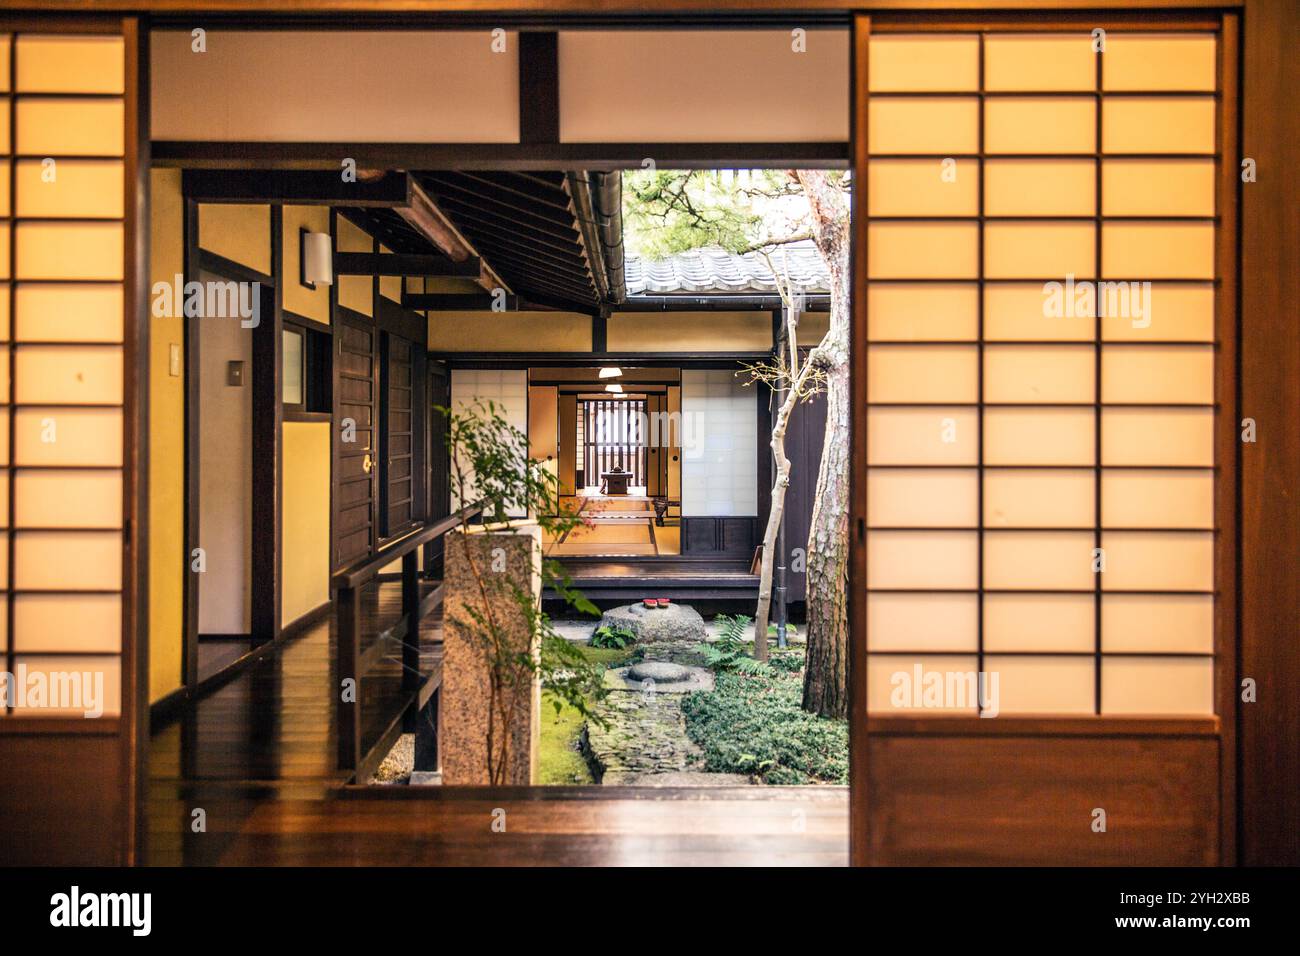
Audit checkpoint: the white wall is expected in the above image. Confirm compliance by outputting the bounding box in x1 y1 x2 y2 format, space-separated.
681 370 757 517
450 369 529 514
151 28 850 146
151 31 520 142
559 30 849 143
198 273 252 633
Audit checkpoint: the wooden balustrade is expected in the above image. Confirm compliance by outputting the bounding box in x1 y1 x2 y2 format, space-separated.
333 503 484 780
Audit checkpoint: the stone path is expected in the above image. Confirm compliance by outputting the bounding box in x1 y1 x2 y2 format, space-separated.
584 685 707 784
579 603 762 786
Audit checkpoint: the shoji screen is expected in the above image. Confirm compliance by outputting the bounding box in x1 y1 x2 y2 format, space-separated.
449 368 527 514
1 32 128 718
681 369 758 517
864 32 1218 716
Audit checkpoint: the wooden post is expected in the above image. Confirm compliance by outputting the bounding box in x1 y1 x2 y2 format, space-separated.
336 585 362 773
414 689 440 773
401 550 420 691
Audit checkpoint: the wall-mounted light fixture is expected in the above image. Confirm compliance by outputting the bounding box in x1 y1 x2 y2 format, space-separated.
598 367 623 379
300 229 333 288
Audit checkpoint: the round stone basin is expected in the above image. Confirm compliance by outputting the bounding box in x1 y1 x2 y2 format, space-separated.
627 661 690 683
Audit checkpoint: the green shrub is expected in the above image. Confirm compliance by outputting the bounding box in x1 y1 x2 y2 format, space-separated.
578 644 636 667
681 660 848 785
697 613 770 675
768 649 805 673
590 625 636 650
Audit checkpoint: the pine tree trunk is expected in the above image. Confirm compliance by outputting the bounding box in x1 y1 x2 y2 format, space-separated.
796 170 851 719
802 362 850 717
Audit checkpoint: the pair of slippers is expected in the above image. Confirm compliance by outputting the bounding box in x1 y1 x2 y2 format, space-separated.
642 598 672 608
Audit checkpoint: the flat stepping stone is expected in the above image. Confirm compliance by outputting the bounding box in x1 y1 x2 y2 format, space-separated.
628 661 690 683
603 663 714 694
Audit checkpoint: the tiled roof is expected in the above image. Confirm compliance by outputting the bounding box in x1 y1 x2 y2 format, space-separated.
624 239 831 296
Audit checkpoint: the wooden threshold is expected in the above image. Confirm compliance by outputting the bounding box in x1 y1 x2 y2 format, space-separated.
867 715 1221 737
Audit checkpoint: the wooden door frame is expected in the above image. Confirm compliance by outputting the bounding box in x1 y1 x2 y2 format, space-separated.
1236 0 1299 867
61 0 1284 867
181 216 281 679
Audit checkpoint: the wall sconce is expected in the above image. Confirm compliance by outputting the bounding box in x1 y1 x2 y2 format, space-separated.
300 229 333 288
598 367 623 379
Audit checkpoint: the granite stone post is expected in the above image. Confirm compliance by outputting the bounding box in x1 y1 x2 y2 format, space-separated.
440 527 542 785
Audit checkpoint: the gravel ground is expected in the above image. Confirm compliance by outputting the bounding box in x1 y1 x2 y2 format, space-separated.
371 732 414 784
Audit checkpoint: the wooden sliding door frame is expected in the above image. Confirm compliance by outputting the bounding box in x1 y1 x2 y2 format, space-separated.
849 10 1243 866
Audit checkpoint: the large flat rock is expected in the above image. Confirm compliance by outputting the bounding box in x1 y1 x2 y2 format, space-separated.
597 602 707 644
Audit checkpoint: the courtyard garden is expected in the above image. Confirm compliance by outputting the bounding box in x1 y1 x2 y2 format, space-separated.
538 608 849 787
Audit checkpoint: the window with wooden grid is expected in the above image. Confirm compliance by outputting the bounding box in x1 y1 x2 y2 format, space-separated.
581 396 648 490
863 31 1220 716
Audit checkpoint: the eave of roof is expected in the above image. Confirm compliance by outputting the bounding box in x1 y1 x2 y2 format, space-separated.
624 239 831 296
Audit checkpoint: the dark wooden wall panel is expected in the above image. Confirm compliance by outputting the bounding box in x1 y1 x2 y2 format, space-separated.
333 313 378 569
0 734 126 866
785 391 827 603
681 516 758 555
868 735 1220 866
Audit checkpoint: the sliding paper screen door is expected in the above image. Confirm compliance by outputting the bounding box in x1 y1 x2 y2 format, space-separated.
853 18 1234 866
0 19 144 865
865 30 1219 717
2 31 130 717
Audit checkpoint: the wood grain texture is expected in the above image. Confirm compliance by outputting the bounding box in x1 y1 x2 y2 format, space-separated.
0 734 127 865
868 735 1220 865
147 786 849 866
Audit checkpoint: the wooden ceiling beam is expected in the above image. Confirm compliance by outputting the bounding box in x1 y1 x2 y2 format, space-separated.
333 251 481 278
402 293 521 311
181 169 512 293
395 177 511 294
181 169 408 205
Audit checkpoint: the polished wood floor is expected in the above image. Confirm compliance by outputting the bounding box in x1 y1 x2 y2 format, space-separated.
148 581 848 866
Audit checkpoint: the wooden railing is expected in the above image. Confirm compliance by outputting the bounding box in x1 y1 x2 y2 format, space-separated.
333 503 483 781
